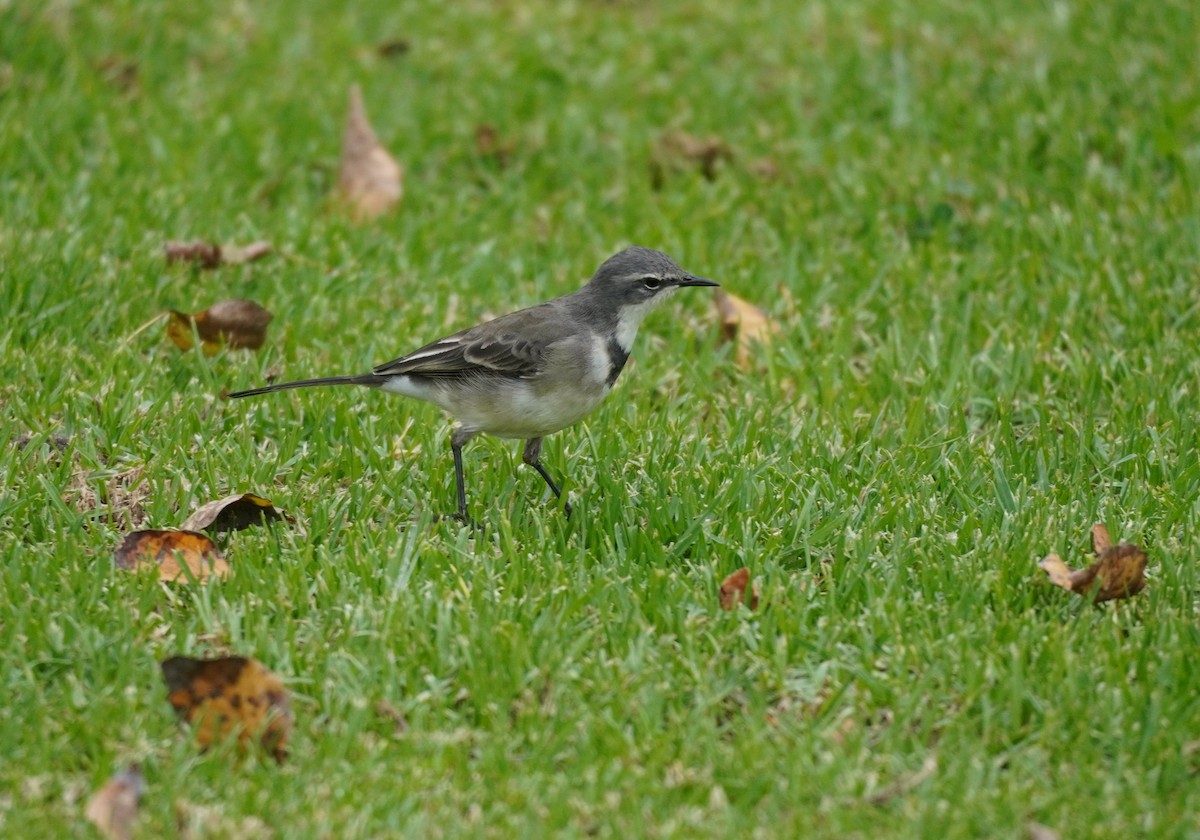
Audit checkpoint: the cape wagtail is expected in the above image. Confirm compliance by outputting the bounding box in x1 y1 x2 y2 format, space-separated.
228 246 716 522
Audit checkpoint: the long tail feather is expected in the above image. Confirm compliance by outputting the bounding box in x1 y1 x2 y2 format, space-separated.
227 374 382 399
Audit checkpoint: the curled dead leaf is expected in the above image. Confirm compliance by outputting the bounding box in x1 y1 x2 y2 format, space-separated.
161 655 292 762
336 84 404 221
714 289 778 369
719 567 760 611
1038 523 1147 603
114 529 230 582
164 240 272 268
166 299 273 355
180 493 294 533
85 765 144 840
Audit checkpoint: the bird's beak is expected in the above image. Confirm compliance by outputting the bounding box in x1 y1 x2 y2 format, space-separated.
677 274 719 288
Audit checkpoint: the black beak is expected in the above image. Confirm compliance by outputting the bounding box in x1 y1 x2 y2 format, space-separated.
677 274 719 288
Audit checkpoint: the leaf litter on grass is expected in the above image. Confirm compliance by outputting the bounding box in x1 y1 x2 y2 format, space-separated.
114 529 230 582
1039 523 1147 603
718 567 759 611
161 655 292 763
166 299 273 355
714 289 779 370
85 765 144 840
164 240 272 268
180 493 295 533
336 84 404 221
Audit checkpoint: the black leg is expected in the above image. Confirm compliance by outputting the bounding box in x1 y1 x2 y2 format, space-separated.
444 428 477 526
522 437 572 518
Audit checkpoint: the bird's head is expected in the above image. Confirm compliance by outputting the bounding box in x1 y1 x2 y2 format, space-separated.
585 246 717 311
580 246 717 352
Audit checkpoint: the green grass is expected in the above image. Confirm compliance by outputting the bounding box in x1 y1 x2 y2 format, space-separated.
3 0 1199 836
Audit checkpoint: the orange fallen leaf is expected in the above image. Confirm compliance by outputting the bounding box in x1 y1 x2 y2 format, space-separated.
180 493 294 533
714 289 778 369
719 567 760 611
114 529 229 582
85 765 143 840
161 655 292 762
1039 523 1148 603
336 84 404 221
164 240 272 268
166 299 273 355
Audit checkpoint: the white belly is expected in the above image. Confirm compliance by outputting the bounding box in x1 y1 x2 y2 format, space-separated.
381 374 611 439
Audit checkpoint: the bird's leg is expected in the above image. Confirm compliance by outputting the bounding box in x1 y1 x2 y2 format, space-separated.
522 437 572 518
446 427 477 525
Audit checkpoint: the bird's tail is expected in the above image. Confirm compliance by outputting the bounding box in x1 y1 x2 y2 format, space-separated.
227 374 382 399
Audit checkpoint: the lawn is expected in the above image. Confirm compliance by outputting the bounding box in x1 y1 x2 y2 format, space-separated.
2 0 1198 837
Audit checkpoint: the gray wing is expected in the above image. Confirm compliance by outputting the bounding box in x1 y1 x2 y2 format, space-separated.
372 302 573 380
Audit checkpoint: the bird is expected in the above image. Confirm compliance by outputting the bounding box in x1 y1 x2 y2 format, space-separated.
227 246 717 523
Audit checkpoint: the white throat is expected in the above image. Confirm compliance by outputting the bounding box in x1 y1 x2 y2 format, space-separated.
615 289 676 352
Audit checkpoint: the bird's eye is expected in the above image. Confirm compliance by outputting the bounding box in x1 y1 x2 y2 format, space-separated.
641 277 662 291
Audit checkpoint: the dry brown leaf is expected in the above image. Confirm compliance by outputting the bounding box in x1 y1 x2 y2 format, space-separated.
164 240 272 268
750 157 782 181
718 567 760 611
376 38 411 59
1038 554 1073 590
220 241 273 264
655 130 733 181
475 123 515 168
68 465 150 529
161 655 292 762
165 240 222 268
864 755 938 806
1027 822 1061 840
166 299 273 355
375 699 409 734
336 84 404 221
96 55 139 94
1038 523 1148 603
714 289 778 369
180 493 294 533
114 529 230 582
85 765 143 840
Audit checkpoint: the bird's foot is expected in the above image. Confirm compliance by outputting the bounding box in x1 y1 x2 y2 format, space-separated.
434 511 482 531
